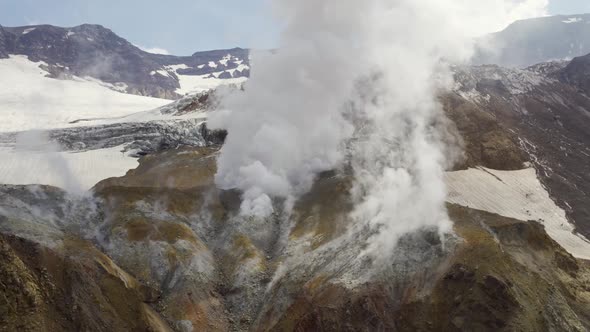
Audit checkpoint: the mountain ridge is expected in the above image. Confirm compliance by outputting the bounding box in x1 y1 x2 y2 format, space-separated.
0 23 250 99
474 13 590 67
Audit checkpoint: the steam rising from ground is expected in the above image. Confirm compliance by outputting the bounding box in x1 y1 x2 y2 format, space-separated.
210 0 548 256
15 130 84 194
209 2 366 216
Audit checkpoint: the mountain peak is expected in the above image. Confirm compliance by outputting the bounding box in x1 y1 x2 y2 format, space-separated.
0 22 250 98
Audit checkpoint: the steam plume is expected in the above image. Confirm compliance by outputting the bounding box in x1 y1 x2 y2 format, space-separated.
15 130 84 194
209 1 368 216
210 0 548 251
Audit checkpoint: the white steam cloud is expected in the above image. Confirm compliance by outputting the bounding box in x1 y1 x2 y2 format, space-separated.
15 130 84 194
209 2 368 216
210 0 548 253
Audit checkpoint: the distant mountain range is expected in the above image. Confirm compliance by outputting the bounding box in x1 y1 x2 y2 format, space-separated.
0 24 250 99
2 14 590 101
473 14 590 68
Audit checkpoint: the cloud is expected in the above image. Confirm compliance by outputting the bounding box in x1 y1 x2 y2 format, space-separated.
475 0 549 33
134 44 171 55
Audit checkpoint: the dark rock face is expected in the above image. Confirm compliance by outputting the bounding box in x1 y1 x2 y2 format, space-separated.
473 14 590 68
217 71 233 79
2 24 178 99
0 90 223 158
58 120 213 155
0 24 250 99
233 67 249 78
0 118 218 158
0 25 12 58
560 53 590 94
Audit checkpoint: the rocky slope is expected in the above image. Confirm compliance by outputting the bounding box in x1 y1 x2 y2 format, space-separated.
0 143 589 331
454 55 590 239
0 24 249 99
560 52 590 94
0 232 172 331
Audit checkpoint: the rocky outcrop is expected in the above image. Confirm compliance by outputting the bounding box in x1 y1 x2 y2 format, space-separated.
560 53 590 94
454 62 590 239
263 205 590 331
0 233 172 331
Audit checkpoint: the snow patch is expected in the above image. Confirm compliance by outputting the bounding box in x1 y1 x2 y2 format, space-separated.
563 17 582 24
138 46 170 55
219 54 231 66
81 76 129 93
22 28 36 35
0 145 138 191
0 55 170 132
72 104 208 127
156 70 171 78
174 72 247 95
445 167 590 260
227 64 250 76
166 64 190 71
453 65 554 101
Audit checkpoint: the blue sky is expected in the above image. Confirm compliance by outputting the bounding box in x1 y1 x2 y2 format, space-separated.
0 0 278 55
549 0 590 15
0 0 589 55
